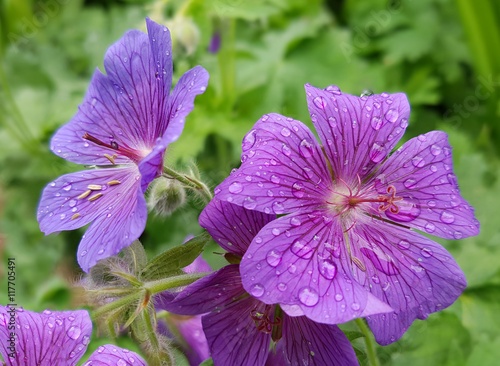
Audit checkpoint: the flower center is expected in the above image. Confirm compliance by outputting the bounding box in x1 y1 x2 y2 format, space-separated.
83 133 148 164
250 305 281 334
327 176 403 230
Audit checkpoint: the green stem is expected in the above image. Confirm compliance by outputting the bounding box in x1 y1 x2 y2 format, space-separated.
146 272 209 294
91 291 143 320
355 318 380 366
162 165 213 203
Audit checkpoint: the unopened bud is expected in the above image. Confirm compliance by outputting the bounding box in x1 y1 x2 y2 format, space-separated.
148 177 186 217
167 16 200 55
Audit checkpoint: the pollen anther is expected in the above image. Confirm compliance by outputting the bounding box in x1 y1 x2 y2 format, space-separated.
352 256 366 272
71 213 81 220
77 190 92 199
107 180 121 186
88 193 103 201
104 154 117 164
87 184 102 190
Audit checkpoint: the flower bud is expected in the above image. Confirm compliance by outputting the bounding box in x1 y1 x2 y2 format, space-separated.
148 176 187 217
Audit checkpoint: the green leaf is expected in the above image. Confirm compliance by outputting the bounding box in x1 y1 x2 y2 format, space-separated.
199 358 215 366
141 232 211 281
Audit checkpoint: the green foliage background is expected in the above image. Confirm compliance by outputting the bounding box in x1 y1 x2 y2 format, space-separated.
0 0 499 364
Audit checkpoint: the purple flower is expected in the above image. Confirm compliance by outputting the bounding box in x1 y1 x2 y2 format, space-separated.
207 31 221 53
213 84 480 345
0 306 146 365
159 199 359 366
37 18 209 272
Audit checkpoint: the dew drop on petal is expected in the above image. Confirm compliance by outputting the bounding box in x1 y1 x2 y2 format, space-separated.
242 129 257 151
404 178 417 189
371 116 383 130
335 293 344 301
266 250 282 267
62 183 72 191
272 228 280 236
290 216 302 227
255 236 263 244
228 182 243 194
351 303 360 311
291 240 313 259
421 248 433 258
398 240 410 250
385 109 399 123
325 85 341 95
250 284 265 298
313 96 326 109
271 175 280 184
430 144 442 156
425 222 436 233
298 287 319 307
369 142 387 163
440 211 455 224
319 259 337 280
412 156 425 168
299 139 314 158
243 197 257 210
67 326 81 340
292 182 305 198
282 144 291 156
454 231 463 239
272 201 285 214
278 283 287 291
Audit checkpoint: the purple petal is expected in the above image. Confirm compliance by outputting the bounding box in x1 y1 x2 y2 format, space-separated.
84 344 146 365
215 113 331 215
168 315 210 365
240 211 392 324
305 84 410 183
375 131 480 239
199 198 274 256
0 307 92 366
347 219 466 345
202 297 271 366
184 254 212 274
281 315 359 366
138 65 209 191
51 19 173 166
37 167 147 272
158 264 244 315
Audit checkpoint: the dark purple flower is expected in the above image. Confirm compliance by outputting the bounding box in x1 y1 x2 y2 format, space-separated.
213 84 480 345
159 199 359 366
207 31 221 53
0 306 146 365
37 18 209 272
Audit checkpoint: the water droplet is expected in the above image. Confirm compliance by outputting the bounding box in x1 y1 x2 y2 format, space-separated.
335 293 343 301
421 248 433 258
371 116 383 130
319 259 337 279
453 231 463 239
243 197 257 210
250 284 265 298
325 85 341 94
266 250 282 267
313 96 326 109
299 139 314 158
62 183 72 191
67 326 81 340
229 182 243 194
430 165 437 172
398 240 410 250
291 239 313 259
255 236 263 244
278 283 287 291
117 360 127 366
272 202 285 214
412 156 425 168
80 250 87 257
430 144 442 156
400 118 409 128
404 178 417 189
60 213 66 220
299 287 319 306
425 222 436 233
290 216 301 227
271 175 280 184
351 303 360 311
282 144 291 156
292 182 305 198
417 134 427 142
272 228 280 236
369 142 387 163
385 109 399 123
69 199 77 208
440 211 455 224
242 129 257 151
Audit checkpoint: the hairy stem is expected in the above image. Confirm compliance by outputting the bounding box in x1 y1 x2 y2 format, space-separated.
163 165 213 203
355 318 380 366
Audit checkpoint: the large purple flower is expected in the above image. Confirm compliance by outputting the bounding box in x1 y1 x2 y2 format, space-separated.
159 199 359 366
0 306 146 365
214 84 480 345
37 18 209 272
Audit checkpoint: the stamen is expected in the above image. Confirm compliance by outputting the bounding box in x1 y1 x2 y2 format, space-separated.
87 184 102 190
71 213 81 220
88 193 103 201
107 180 121 186
104 154 117 164
352 256 366 272
250 307 281 334
77 190 92 199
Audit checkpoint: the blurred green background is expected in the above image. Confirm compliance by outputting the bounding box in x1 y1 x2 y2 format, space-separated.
1 0 499 364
